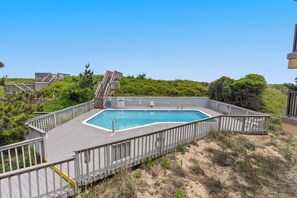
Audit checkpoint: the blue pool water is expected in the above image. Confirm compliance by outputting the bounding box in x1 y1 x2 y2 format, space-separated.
85 110 209 131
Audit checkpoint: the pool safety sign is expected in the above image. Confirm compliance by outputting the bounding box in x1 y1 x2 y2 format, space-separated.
117 98 125 108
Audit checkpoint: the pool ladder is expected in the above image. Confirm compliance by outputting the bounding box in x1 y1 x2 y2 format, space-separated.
177 105 184 110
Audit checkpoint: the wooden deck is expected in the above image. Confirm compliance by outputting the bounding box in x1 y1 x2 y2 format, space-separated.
46 107 220 160
0 107 220 197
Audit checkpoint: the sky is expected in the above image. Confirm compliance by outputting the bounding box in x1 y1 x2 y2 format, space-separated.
0 0 297 84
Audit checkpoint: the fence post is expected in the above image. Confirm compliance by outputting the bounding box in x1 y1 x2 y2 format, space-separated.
286 91 291 116
53 114 57 127
74 152 80 193
218 116 222 132
193 122 197 141
42 133 48 160
72 107 75 118
241 117 246 132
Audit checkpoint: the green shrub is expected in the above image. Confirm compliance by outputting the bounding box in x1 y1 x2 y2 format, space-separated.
208 74 267 111
114 77 207 97
161 159 171 170
175 189 187 198
178 144 186 154
144 156 155 170
133 170 142 178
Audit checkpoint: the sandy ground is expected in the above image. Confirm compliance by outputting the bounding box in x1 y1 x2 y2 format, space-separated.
80 132 297 198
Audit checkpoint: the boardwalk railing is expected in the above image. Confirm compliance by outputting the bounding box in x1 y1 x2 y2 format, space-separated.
27 100 94 132
208 99 267 116
73 113 270 187
286 90 297 117
0 137 45 174
0 100 270 196
218 115 270 134
74 116 219 186
0 157 75 198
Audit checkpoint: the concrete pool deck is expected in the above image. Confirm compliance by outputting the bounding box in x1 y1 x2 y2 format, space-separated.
46 107 221 162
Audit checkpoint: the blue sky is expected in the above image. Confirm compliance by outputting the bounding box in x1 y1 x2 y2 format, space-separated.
0 0 297 83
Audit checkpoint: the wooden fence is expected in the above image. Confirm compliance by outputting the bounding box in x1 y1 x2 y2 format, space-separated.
0 157 75 198
0 138 45 174
27 100 94 132
286 90 297 117
0 98 270 197
73 114 270 187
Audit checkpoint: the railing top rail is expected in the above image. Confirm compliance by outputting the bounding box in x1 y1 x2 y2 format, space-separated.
289 90 297 94
41 73 52 82
27 100 94 123
208 99 269 116
0 137 43 152
222 115 270 118
0 157 75 179
74 116 220 152
107 96 210 99
27 124 46 134
35 82 50 84
14 84 26 91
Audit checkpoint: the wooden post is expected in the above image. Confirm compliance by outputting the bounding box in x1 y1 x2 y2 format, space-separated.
218 116 222 131
53 114 57 127
241 117 246 132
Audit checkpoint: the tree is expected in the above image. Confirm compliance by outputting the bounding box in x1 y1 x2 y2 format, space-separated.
208 74 267 111
0 93 38 146
60 64 96 103
0 61 4 68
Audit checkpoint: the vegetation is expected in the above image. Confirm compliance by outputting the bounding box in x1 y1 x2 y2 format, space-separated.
208 74 267 111
0 65 100 145
114 75 208 97
81 131 296 197
0 61 4 68
0 78 35 97
37 65 102 112
0 93 42 146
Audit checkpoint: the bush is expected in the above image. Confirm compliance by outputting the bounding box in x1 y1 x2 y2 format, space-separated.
175 189 187 198
178 144 187 154
161 159 171 170
114 77 208 97
0 93 39 145
208 74 267 110
133 170 142 178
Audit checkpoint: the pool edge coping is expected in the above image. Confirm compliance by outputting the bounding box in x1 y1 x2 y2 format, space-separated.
81 109 211 133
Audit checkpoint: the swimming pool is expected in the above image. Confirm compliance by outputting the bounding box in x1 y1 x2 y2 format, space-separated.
83 110 209 132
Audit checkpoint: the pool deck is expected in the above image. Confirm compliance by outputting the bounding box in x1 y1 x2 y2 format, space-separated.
46 107 220 162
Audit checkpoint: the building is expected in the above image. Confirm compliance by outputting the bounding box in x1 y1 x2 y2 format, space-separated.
282 24 297 135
